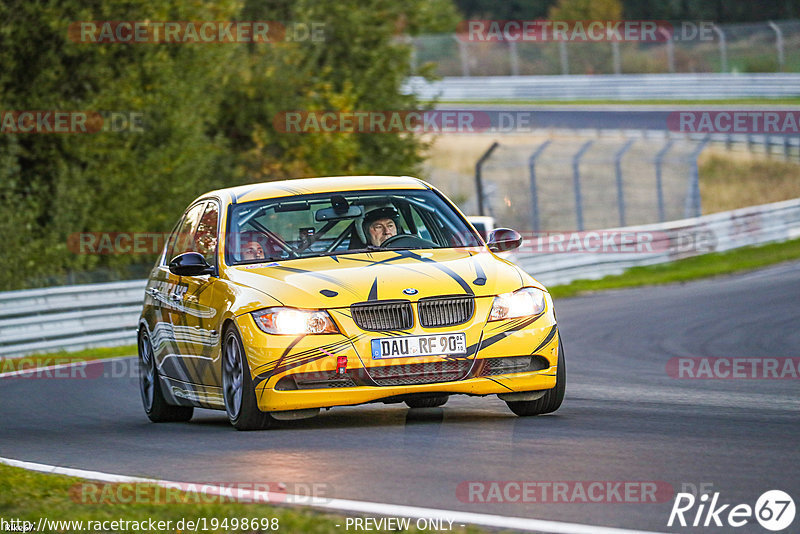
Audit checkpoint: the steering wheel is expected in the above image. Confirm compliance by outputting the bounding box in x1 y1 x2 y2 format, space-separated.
379 234 437 249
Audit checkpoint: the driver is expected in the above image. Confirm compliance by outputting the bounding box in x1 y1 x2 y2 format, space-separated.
362 207 398 246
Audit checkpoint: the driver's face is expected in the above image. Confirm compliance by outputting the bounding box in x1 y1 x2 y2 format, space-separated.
368 218 397 246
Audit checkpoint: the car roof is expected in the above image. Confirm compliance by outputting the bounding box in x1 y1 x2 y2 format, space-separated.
201 176 431 205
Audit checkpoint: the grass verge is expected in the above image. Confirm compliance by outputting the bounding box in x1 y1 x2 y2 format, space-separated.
548 237 800 299
0 464 483 534
699 153 800 214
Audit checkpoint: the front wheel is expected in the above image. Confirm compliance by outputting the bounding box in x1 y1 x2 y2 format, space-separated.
222 327 274 431
138 328 193 423
506 338 566 416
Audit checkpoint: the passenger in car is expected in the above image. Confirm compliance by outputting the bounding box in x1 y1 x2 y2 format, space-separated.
241 241 266 260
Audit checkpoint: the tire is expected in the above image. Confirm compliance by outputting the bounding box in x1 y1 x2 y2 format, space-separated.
138 328 193 423
506 338 566 417
222 326 274 431
406 395 449 409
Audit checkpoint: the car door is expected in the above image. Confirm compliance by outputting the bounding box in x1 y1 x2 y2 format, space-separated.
154 201 206 385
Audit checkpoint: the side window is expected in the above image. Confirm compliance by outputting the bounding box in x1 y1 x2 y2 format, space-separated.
194 201 219 265
408 206 433 241
165 202 205 262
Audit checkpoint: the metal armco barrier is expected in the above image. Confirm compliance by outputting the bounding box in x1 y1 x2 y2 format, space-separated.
404 73 800 101
510 197 800 287
0 280 146 358
1 197 799 358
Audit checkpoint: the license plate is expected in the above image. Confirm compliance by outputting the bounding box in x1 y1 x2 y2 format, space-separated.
371 333 467 359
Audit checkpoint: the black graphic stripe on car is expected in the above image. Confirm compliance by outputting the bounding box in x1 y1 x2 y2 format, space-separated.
393 250 474 295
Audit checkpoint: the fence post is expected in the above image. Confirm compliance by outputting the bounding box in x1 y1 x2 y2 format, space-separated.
614 139 635 227
658 26 675 73
611 40 621 74
509 40 520 76
454 36 470 77
528 140 552 232
685 138 709 218
654 139 675 222
559 40 569 74
475 142 500 217
712 24 728 73
572 140 594 231
408 36 418 74
768 21 785 71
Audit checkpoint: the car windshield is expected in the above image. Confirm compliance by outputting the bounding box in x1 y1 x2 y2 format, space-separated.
226 189 482 264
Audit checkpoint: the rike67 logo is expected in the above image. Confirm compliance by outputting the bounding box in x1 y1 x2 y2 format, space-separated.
668 490 795 531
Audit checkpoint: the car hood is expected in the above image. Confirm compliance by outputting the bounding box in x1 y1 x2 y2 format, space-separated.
225 248 542 309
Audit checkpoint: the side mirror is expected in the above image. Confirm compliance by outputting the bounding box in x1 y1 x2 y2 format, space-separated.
169 252 214 276
487 228 523 252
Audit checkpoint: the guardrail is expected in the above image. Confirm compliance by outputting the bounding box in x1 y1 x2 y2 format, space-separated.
404 73 800 101
0 280 145 358
1 197 798 358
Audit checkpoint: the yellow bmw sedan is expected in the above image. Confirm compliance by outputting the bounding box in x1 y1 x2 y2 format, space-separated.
138 176 564 430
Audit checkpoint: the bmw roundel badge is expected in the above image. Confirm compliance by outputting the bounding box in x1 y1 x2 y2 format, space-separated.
402 288 418 296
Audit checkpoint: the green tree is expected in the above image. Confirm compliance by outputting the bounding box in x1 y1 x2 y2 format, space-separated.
0 0 459 290
218 0 460 181
549 0 623 20
454 0 558 20
0 0 239 289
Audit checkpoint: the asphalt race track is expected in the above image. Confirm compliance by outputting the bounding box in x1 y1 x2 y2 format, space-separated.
1 262 799 533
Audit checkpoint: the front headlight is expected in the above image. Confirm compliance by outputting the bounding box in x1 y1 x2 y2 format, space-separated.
488 287 546 321
252 307 339 335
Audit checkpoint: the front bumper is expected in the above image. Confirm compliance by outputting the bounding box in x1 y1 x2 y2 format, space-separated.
257 371 556 411
235 295 560 412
